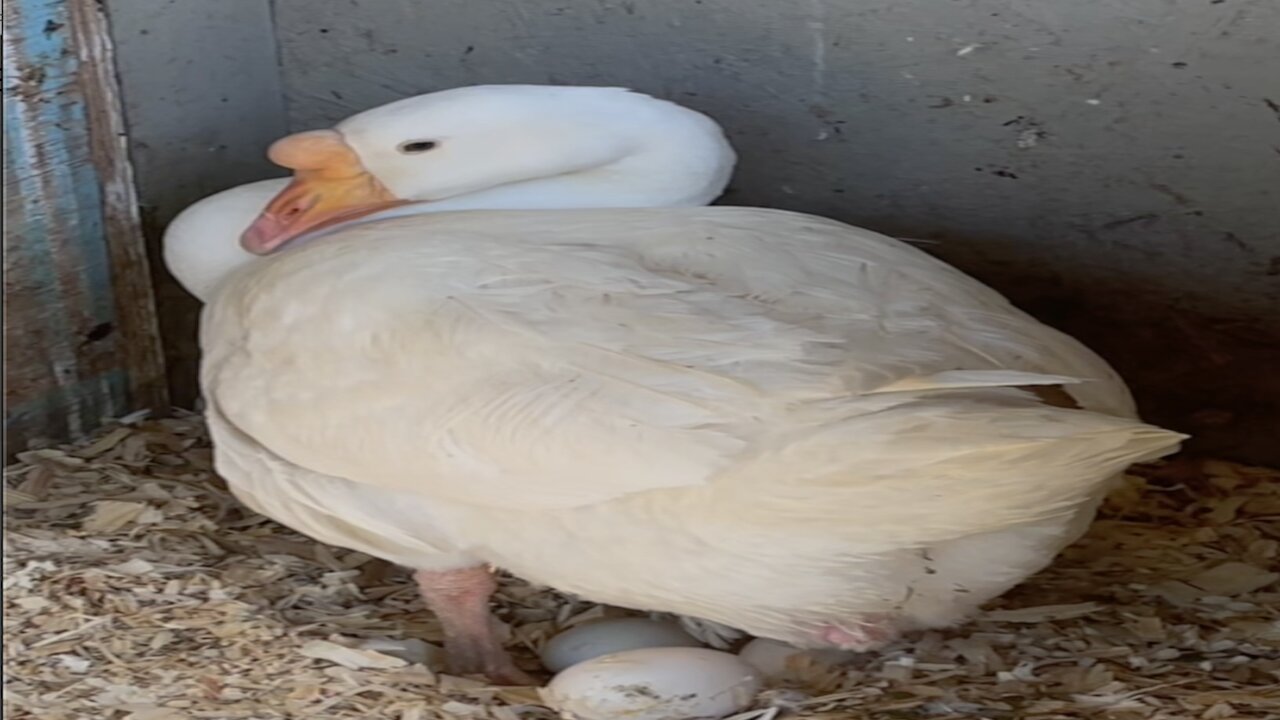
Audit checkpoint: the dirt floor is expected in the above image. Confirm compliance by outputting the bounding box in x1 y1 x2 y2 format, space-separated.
4 412 1278 719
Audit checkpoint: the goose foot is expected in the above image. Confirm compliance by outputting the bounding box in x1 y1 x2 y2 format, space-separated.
815 614 900 652
414 566 533 685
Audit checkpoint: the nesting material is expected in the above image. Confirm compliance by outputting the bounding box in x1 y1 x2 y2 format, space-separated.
4 412 1278 719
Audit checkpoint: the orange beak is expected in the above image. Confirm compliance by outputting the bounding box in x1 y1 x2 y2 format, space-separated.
241 130 407 254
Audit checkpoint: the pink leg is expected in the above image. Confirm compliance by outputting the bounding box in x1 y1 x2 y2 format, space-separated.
816 613 900 652
414 567 531 684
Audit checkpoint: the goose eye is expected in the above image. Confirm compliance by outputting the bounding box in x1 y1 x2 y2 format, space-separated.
397 140 438 154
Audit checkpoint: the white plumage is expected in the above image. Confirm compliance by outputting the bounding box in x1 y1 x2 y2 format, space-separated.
200 207 1178 643
167 85 1185 676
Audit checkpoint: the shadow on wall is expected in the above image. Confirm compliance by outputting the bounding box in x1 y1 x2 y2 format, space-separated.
924 233 1280 466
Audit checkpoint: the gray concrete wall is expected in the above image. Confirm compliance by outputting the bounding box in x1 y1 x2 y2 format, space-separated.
275 0 1278 314
105 0 290 405
109 0 1279 462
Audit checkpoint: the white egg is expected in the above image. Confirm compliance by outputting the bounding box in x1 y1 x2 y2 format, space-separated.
738 638 850 679
542 647 762 720
540 617 702 673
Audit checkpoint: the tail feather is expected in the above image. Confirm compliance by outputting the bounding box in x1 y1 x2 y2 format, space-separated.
715 388 1187 551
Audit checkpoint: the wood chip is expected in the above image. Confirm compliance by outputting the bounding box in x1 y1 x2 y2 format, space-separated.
1186 562 1280 596
298 639 409 670
983 602 1103 623
81 500 148 532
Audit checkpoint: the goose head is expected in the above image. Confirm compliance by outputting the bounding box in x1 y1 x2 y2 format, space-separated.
242 84 736 254
163 85 735 301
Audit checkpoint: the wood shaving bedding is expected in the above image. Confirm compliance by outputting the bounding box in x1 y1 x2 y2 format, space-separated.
4 412 1277 719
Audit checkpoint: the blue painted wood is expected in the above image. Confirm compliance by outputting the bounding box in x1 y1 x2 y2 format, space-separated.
3 0 165 452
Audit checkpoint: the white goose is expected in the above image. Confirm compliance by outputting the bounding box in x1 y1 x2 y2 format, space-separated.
166 85 1184 683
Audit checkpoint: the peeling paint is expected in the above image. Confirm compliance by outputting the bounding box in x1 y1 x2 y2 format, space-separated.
3 0 164 454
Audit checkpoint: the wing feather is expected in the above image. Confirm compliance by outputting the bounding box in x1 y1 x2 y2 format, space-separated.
202 208 1149 517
